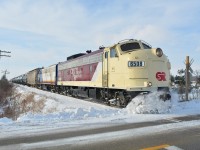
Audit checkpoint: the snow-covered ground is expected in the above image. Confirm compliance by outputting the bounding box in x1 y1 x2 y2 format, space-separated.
1 85 200 139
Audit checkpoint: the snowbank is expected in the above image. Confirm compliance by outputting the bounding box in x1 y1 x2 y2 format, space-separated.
125 92 172 114
12 85 120 124
1 84 200 126
0 117 13 125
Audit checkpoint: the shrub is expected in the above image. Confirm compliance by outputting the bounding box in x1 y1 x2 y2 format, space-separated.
0 75 13 105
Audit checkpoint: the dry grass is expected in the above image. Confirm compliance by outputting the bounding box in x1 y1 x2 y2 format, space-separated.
19 93 46 114
2 91 46 120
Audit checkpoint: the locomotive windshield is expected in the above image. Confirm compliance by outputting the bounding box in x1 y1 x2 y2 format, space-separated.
120 42 141 52
142 42 152 49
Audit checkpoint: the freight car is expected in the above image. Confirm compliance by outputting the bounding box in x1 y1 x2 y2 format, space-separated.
38 64 57 91
12 39 171 107
27 68 41 87
11 74 27 85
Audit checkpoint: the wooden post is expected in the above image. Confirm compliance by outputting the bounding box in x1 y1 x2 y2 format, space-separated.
185 56 189 101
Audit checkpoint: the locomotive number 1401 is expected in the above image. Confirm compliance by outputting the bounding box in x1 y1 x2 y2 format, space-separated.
128 61 145 67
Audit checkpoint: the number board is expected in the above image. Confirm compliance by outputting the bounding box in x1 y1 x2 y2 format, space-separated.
128 61 145 67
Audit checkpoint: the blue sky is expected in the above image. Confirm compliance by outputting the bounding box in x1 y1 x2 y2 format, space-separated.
0 0 200 79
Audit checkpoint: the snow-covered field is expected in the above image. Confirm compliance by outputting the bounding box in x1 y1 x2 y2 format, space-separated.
1 84 200 138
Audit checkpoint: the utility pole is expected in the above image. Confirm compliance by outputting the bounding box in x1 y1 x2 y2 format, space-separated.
185 56 194 101
185 56 189 101
2 69 10 78
0 50 11 59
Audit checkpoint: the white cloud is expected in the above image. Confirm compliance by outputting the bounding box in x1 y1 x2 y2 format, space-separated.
0 0 88 40
0 0 199 78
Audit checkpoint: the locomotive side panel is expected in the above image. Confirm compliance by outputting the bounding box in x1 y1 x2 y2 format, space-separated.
58 63 98 81
57 50 103 88
102 48 126 89
102 45 150 90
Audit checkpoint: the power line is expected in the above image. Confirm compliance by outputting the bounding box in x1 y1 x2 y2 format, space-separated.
0 50 11 59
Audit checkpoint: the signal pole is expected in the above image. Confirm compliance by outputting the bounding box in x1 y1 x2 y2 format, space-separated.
0 50 11 59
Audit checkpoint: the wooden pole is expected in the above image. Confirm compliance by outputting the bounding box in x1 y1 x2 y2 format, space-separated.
185 56 189 101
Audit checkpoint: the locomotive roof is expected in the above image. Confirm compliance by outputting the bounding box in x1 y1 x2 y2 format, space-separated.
67 53 86 61
114 39 152 49
59 49 103 65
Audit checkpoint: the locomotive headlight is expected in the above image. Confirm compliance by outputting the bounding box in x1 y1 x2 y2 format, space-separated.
156 48 163 57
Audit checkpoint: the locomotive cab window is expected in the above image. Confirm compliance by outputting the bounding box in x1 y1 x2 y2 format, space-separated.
105 52 108 59
110 48 118 58
120 42 141 52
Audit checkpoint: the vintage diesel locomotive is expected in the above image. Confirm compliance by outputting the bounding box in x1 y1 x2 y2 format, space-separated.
12 39 171 107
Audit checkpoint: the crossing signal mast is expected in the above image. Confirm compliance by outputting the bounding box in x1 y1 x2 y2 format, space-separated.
0 50 11 59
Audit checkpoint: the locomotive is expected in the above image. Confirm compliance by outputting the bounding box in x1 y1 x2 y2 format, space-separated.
12 39 171 107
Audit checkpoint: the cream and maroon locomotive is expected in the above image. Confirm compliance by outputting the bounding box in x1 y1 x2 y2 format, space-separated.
12 39 171 107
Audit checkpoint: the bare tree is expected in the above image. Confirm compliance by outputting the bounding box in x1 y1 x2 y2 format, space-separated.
194 70 200 88
0 75 13 104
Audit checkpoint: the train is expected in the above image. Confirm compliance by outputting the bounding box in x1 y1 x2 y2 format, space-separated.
12 39 171 107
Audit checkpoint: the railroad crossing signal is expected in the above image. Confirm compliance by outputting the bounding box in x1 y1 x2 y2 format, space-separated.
0 50 11 59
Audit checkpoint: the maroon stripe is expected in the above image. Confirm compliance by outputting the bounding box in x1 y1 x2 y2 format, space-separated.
58 62 98 81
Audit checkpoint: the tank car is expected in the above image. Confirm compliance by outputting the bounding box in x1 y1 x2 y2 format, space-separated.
57 39 171 106
12 74 27 85
21 74 27 85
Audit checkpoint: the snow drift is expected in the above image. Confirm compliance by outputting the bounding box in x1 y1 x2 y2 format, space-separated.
1 84 200 126
126 92 172 114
